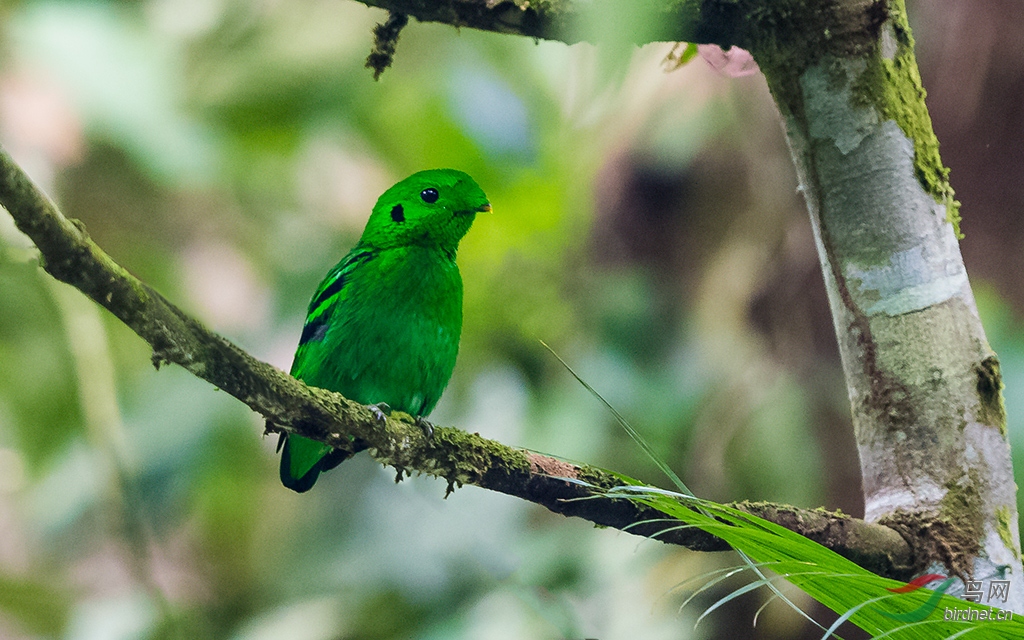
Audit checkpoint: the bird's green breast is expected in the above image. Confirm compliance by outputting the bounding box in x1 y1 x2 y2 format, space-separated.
291 244 463 417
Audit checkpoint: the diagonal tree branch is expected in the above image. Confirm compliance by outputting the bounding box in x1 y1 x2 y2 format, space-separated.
0 144 913 579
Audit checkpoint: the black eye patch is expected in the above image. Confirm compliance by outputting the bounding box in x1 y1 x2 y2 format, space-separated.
390 204 404 222
420 188 439 203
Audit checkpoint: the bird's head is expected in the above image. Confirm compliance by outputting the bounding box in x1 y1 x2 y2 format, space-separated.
360 169 490 253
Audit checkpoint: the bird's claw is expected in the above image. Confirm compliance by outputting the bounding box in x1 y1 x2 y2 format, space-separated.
415 416 434 439
369 402 391 424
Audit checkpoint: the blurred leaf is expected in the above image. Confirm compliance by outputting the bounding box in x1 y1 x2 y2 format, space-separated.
0 258 83 471
732 374 823 506
11 1 216 182
0 573 73 636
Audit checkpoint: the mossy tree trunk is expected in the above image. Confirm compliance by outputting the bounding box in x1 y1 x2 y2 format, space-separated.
751 1 1022 608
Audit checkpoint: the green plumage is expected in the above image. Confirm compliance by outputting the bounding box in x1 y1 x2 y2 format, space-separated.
277 169 490 492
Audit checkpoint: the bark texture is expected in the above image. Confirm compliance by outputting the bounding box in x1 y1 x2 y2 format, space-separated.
751 0 1022 608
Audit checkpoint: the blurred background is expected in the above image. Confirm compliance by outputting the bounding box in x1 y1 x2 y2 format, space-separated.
0 0 1021 638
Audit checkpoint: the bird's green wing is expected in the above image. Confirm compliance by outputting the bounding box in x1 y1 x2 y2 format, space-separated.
279 246 376 492
293 246 377 371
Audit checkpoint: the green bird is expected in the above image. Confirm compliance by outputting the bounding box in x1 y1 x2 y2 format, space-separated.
276 169 490 492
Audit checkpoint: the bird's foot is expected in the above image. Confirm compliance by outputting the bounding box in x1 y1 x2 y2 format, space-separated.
415 416 434 439
369 402 392 424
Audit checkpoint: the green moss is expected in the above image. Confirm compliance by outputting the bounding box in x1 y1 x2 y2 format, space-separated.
937 470 985 575
575 464 619 489
974 356 1007 435
941 472 983 527
873 471 986 578
849 1 962 237
995 506 1021 560
812 505 848 518
425 425 531 494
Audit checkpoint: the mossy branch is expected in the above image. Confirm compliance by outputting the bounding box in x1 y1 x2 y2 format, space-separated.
0 145 911 578
353 0 883 51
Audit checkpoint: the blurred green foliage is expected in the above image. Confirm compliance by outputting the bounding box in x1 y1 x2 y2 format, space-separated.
0 1 1020 639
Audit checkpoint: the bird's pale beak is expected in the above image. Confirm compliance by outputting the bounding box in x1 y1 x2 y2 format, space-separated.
477 203 492 213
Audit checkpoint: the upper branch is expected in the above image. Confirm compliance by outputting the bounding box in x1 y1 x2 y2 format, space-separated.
0 145 911 579
356 0 713 45
353 0 884 52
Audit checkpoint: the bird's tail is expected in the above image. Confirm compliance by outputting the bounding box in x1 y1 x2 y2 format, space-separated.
277 432 358 493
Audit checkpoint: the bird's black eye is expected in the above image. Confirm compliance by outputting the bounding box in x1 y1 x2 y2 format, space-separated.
420 188 439 204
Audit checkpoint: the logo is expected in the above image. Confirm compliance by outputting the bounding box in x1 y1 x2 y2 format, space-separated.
880 574 955 622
